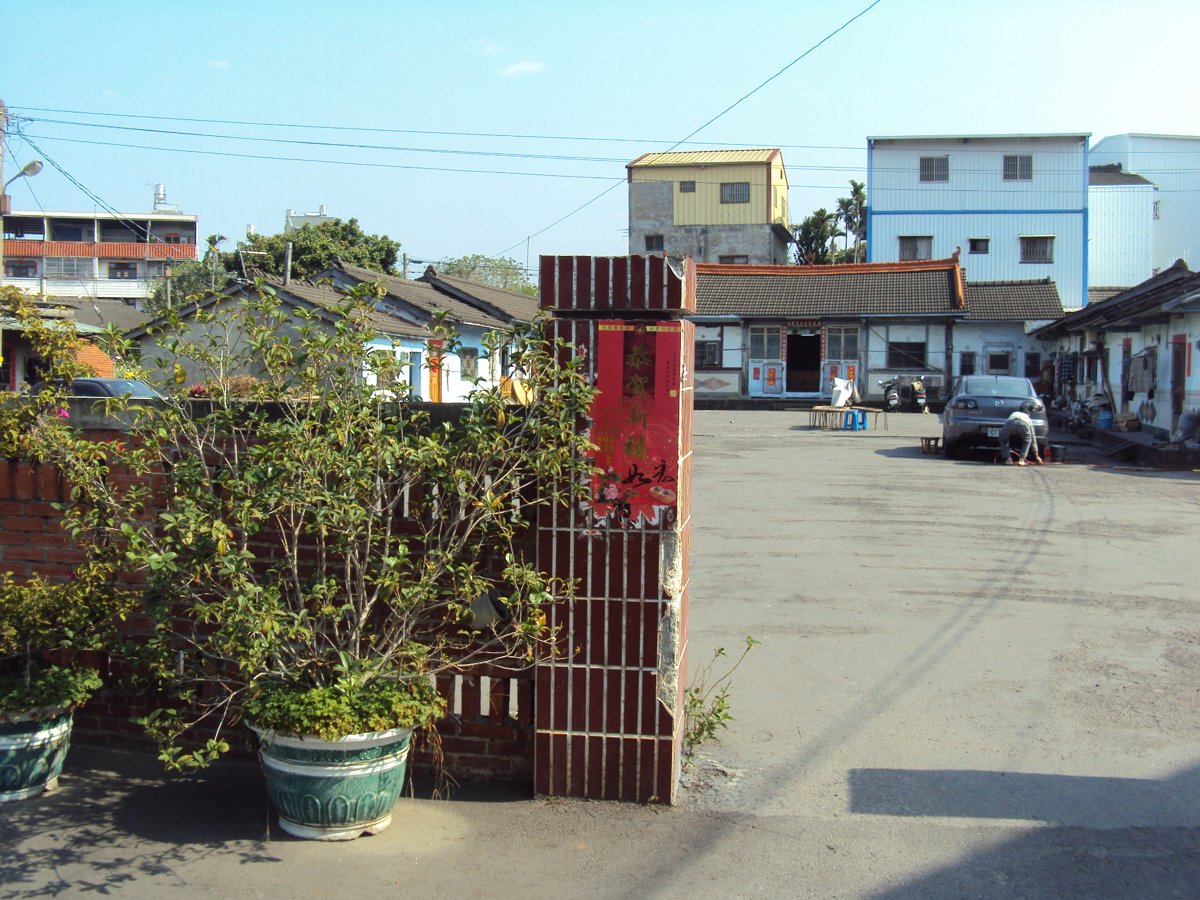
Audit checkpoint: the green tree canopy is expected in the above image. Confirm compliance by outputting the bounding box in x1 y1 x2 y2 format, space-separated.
221 219 401 281
793 209 842 265
437 254 536 297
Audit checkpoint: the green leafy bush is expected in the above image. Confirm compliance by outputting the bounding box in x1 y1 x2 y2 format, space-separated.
0 667 103 721
5 280 596 768
243 677 446 741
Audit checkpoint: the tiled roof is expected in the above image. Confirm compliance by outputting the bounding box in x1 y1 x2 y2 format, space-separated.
1089 164 1153 187
694 259 965 318
1036 260 1199 336
274 279 427 339
420 269 539 323
331 262 509 328
1088 286 1129 305
40 297 151 332
627 149 780 169
125 278 428 341
962 280 1064 320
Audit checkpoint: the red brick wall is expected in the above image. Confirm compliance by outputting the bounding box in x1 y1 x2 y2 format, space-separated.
0 456 535 784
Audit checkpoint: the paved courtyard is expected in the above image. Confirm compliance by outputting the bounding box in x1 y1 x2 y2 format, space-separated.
3 409 1198 898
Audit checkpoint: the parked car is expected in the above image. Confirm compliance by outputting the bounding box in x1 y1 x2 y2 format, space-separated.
31 378 165 401
941 375 1048 459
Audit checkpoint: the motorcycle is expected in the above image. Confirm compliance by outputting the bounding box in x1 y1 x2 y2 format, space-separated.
877 376 900 413
910 376 927 413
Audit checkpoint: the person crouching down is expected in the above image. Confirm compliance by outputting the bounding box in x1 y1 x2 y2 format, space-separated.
997 407 1043 466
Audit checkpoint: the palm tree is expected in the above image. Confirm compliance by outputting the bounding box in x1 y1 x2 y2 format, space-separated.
841 180 867 263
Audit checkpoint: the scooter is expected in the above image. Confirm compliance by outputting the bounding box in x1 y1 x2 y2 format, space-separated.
877 376 900 412
910 376 927 413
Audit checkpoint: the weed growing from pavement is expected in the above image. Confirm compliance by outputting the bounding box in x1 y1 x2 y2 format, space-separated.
683 636 759 764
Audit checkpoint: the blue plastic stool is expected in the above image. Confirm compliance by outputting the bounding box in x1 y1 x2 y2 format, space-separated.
842 409 867 431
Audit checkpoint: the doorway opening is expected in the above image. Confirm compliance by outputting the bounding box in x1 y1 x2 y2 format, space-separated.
786 331 821 393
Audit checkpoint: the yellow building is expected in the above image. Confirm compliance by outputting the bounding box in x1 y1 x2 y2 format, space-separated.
626 149 792 265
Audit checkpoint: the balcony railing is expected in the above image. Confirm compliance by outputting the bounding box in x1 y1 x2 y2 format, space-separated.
3 239 197 261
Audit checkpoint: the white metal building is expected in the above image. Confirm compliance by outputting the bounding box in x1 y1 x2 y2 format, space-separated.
1090 133 1200 273
1088 164 1156 289
867 134 1089 308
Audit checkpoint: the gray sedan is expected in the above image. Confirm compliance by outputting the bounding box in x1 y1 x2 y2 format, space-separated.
941 375 1048 458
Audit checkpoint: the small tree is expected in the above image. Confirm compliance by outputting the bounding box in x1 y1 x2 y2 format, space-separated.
438 254 537 297
222 219 401 280
0 287 138 720
793 209 842 265
15 281 596 768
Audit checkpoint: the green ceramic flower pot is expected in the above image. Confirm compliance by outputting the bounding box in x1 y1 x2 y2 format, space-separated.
250 725 414 841
0 711 73 802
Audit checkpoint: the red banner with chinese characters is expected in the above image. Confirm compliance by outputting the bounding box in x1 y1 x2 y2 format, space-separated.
589 322 681 526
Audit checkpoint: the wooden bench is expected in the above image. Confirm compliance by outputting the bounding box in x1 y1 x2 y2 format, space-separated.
919 436 941 454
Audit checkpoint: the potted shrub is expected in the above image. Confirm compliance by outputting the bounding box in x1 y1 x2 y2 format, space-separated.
0 288 138 801
0 572 130 801
22 281 595 839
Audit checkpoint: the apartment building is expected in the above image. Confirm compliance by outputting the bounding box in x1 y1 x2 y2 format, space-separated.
626 149 792 265
2 208 198 303
867 134 1089 306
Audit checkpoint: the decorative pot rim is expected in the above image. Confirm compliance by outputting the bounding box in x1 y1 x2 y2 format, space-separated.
247 723 413 751
0 706 71 727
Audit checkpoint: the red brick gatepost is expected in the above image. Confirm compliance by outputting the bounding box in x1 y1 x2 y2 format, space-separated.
534 255 695 803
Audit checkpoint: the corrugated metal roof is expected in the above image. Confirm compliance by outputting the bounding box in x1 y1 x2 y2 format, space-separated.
627 149 779 169
868 133 1089 143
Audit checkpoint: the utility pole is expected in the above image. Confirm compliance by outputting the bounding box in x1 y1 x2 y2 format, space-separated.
1 99 8 278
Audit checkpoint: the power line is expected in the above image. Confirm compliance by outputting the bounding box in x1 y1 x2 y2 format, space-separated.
492 0 886 255
6 104 866 152
19 136 157 243
21 133 626 182
24 116 630 164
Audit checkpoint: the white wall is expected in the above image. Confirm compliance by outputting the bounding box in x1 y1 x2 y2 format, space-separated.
1091 134 1200 272
868 135 1089 305
1088 183 1156 287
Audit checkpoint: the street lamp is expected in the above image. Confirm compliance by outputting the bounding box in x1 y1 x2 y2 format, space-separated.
3 159 43 193
1 159 43 277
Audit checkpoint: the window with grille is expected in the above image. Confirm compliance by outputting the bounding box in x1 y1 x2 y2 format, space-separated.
899 236 932 261
960 351 976 376
108 262 138 280
720 182 750 204
969 238 990 254
826 326 859 360
679 180 695 193
749 326 780 360
5 259 36 277
645 235 664 252
718 255 749 264
886 341 927 369
919 156 949 182
459 347 479 381
1003 155 1033 181
1020 236 1054 263
45 258 91 278
695 341 722 368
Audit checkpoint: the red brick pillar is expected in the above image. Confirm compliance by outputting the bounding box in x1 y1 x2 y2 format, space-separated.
534 255 695 803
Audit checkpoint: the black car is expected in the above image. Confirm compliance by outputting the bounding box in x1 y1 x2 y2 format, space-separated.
31 378 164 401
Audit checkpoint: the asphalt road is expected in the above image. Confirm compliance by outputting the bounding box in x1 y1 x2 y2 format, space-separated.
3 410 1198 898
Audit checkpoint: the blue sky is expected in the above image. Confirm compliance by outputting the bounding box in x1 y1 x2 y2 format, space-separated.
4 0 1197 278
